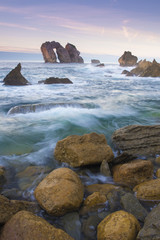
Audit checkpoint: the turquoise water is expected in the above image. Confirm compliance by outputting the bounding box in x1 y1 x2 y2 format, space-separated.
0 61 160 192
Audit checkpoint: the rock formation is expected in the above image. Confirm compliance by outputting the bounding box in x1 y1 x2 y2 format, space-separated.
118 51 138 66
3 63 30 85
42 77 73 84
112 124 160 156
91 59 100 64
41 41 84 63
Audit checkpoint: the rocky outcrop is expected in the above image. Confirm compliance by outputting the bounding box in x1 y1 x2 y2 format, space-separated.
41 41 84 63
54 132 114 167
137 203 160 240
34 168 84 216
118 51 138 66
97 210 140 240
0 210 74 240
133 178 160 200
3 63 30 85
91 59 100 64
0 195 40 224
42 77 73 84
112 159 153 187
122 59 160 77
112 124 160 156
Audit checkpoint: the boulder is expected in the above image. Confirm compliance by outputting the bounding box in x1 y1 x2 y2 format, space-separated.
113 159 153 187
43 77 73 84
54 132 114 167
0 195 40 225
3 63 29 85
120 192 148 222
65 43 84 63
0 210 74 240
41 41 84 63
133 178 160 200
84 192 107 208
86 183 120 195
97 210 140 240
112 124 160 156
91 59 100 64
118 51 138 66
34 167 84 216
137 203 160 240
131 59 160 77
100 160 111 177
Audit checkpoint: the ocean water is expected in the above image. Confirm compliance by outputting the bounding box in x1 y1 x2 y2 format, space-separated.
0 60 160 238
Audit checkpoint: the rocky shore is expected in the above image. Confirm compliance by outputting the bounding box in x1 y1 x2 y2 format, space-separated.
1 127 160 239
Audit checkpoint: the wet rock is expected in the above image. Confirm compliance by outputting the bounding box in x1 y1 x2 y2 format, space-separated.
56 46 71 63
107 189 125 212
112 124 160 156
0 195 40 225
1 188 22 200
113 159 153 187
96 63 105 67
86 183 120 195
34 167 84 216
120 192 148 222
118 51 138 66
3 63 30 85
156 168 160 178
66 43 84 63
112 152 136 165
122 69 134 76
82 215 101 240
155 156 160 164
0 167 6 189
61 212 81 240
100 160 111 177
91 59 100 64
54 132 114 167
42 77 73 84
0 210 74 240
97 210 141 240
133 178 160 200
131 59 160 77
84 192 107 208
137 203 160 240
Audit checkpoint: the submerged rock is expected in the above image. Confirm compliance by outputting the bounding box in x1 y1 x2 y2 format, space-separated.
112 124 160 156
97 210 140 240
112 159 153 187
41 41 84 63
34 167 84 216
118 51 138 66
42 77 73 84
54 132 114 167
0 210 74 240
86 183 120 195
137 203 160 240
3 63 30 86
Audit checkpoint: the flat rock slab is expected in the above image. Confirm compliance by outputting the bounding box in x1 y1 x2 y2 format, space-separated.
112 124 160 156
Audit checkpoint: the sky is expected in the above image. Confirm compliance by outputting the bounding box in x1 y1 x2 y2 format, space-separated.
0 0 160 60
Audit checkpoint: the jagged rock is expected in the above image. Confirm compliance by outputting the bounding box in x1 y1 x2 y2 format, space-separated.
0 210 74 240
133 178 160 200
0 195 40 224
130 59 160 77
100 160 111 177
112 124 160 156
118 51 138 66
66 43 84 63
34 168 84 216
54 132 114 167
91 59 100 64
122 70 134 76
97 210 140 240
112 159 153 187
137 203 160 240
43 77 73 84
3 63 29 85
41 41 84 63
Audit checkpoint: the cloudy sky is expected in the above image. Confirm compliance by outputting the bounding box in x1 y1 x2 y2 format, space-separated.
0 0 160 58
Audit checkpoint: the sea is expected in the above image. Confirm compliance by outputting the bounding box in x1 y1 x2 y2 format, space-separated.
0 60 160 238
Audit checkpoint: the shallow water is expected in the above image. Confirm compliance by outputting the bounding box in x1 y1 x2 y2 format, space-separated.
0 61 160 238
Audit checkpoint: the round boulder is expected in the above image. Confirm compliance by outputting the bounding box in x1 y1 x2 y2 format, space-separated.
97 210 141 240
54 132 114 167
113 159 153 187
34 167 84 216
0 210 73 240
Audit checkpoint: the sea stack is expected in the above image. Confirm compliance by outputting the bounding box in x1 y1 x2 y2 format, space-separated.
118 51 138 66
